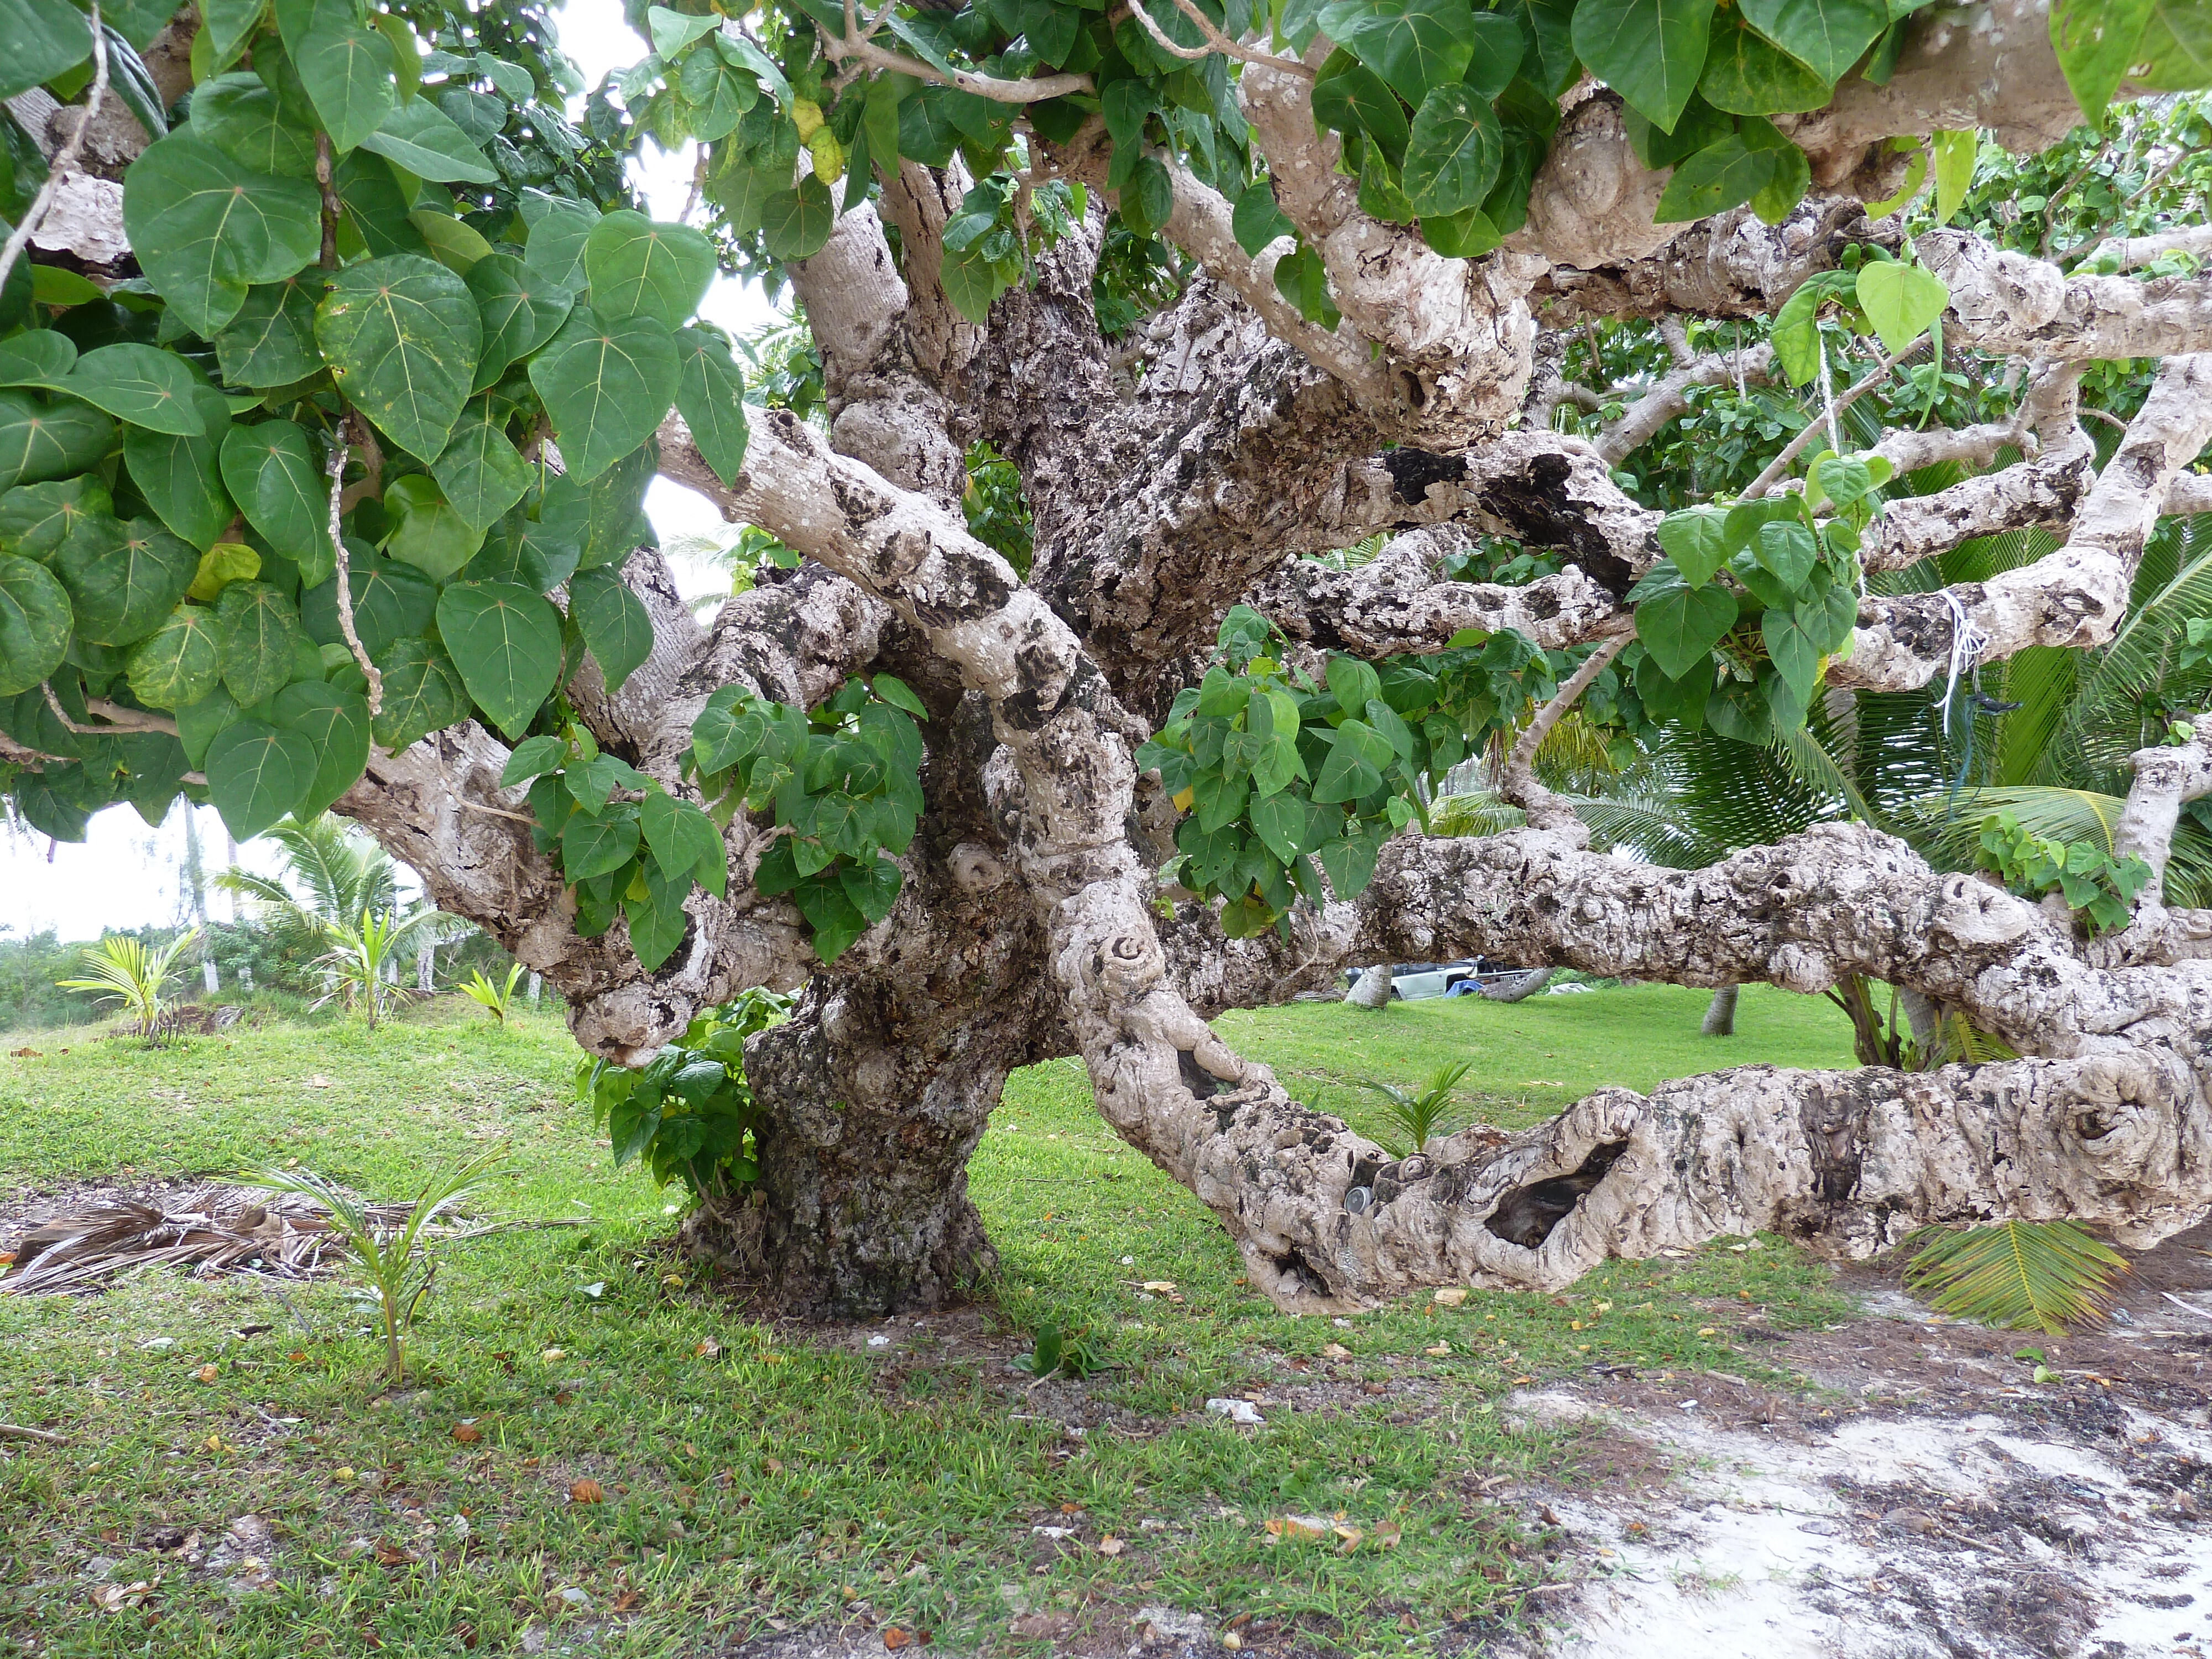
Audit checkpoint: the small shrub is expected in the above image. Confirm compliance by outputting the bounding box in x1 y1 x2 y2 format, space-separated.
459 964 525 1022
313 911 430 1029
1975 811 2150 934
54 926 201 1040
1014 1321 1109 1381
234 1149 505 1385
1355 1061 1475 1158
576 988 794 1200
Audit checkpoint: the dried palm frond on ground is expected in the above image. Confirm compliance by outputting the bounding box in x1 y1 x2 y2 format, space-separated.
0 1183 416 1297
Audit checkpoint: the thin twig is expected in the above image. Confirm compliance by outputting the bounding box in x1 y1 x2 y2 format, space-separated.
1740 340 1928 501
39 685 182 738
455 798 538 826
315 133 342 271
0 1 108 298
1503 635 1630 833
1125 0 1212 60
821 27 1092 101
0 1423 69 1446
1166 0 1316 76
327 418 383 715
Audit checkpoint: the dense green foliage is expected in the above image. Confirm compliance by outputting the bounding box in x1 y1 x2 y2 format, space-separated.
1139 603 1645 933
576 983 791 1194
4 0 2210 982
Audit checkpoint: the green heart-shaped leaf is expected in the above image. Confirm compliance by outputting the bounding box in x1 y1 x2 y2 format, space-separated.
674 326 749 487
0 553 72 695
370 634 469 749
272 676 373 818
585 210 716 331
219 419 335 585
127 602 225 708
316 253 483 462
284 0 397 152
1740 0 1890 85
430 400 533 536
217 580 311 705
0 391 116 491
1571 0 1717 133
358 95 499 182
121 133 323 337
205 717 317 838
528 307 679 483
1855 259 1952 356
62 343 208 436
436 578 564 738
189 72 320 178
1635 581 1740 679
466 253 575 391
54 515 199 646
569 565 655 694
1403 83 1503 218
214 276 326 389
562 806 641 881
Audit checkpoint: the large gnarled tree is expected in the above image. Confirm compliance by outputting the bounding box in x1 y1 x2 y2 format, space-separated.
5 0 2212 1314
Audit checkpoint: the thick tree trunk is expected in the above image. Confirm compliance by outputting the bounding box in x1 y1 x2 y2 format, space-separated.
680 991 1003 1317
1702 984 1739 1036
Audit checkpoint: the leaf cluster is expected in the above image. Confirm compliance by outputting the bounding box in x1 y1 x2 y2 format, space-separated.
1974 808 2151 934
576 985 794 1198
1138 604 1572 936
504 721 732 971
1630 448 1887 747
0 0 744 859
689 674 929 962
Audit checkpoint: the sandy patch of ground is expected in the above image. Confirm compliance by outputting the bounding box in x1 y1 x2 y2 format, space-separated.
1506 1225 2212 1659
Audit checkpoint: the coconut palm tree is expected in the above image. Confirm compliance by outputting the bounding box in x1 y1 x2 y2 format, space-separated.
215 813 472 997
213 814 404 955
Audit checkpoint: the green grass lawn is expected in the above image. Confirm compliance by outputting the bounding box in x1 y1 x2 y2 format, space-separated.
0 988 1859 1658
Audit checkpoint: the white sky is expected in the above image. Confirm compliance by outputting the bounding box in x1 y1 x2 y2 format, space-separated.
0 0 779 945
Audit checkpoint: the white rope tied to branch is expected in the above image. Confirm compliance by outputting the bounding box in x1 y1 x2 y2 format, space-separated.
1938 586 1989 745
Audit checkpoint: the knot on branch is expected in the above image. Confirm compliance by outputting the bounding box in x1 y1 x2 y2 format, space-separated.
1930 873 2037 947
1099 928 1166 1000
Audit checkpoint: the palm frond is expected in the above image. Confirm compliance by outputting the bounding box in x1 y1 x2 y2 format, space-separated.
1353 1061 1474 1159
1427 792 1525 839
1903 1219 2127 1334
2031 524 2212 792
210 869 294 906
1532 709 1627 795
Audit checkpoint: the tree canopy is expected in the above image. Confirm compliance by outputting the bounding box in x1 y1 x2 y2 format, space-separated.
5 0 2212 1316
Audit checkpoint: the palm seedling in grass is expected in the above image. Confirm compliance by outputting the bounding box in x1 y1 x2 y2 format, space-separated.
55 926 201 1039
1903 1219 2128 1335
313 909 434 1029
235 1147 505 1385
1355 1060 1476 1158
459 963 525 1022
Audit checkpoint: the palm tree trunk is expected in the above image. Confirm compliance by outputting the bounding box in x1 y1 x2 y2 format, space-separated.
1702 984 1739 1036
1481 968 1556 1003
1345 966 1394 1008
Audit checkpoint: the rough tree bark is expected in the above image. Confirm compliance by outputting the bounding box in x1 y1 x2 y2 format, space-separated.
27 0 2198 1316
